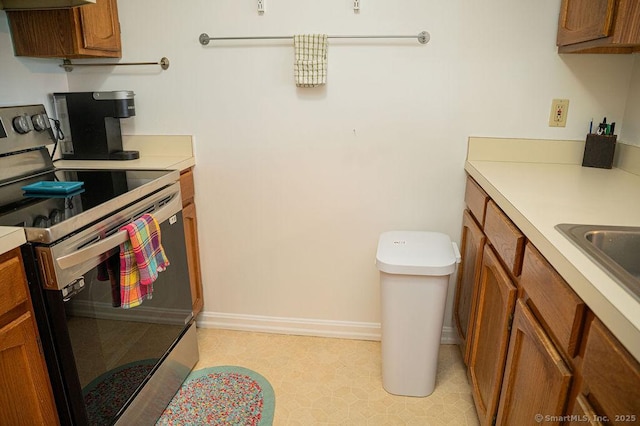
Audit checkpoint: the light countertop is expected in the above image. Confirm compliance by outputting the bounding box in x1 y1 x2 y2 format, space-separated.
465 137 640 361
0 227 27 254
53 134 195 172
53 155 195 172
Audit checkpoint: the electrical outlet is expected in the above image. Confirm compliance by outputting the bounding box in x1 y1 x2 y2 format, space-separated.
549 99 569 127
257 0 265 13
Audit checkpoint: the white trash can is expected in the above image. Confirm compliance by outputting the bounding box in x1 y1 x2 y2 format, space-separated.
375 231 460 397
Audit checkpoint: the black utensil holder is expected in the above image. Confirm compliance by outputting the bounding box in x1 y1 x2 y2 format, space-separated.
582 134 616 169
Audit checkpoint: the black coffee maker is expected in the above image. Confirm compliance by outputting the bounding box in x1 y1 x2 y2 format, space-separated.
53 91 139 160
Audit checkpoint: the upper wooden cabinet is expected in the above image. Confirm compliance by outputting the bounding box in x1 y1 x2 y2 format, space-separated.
6 0 121 58
557 0 640 53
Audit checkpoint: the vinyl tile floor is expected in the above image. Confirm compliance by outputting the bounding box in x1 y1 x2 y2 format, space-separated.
194 328 480 425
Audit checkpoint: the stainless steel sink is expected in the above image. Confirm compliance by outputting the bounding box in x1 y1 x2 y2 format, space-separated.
555 224 640 301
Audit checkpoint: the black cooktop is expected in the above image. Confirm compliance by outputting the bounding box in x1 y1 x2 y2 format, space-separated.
0 169 172 233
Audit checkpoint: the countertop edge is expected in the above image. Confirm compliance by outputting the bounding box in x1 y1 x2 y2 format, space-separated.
53 156 195 172
0 227 27 254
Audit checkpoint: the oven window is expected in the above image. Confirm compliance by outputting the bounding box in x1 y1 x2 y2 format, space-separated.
59 215 192 424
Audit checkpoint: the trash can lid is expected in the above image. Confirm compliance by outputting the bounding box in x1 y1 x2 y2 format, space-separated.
375 231 460 276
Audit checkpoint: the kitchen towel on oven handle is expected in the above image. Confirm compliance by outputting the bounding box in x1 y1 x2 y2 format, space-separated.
119 213 170 309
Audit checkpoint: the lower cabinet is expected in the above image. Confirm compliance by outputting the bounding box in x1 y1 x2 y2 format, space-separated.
180 168 204 316
183 201 203 315
0 248 58 425
568 314 640 425
458 176 640 425
454 209 485 364
468 245 517 426
496 300 572 425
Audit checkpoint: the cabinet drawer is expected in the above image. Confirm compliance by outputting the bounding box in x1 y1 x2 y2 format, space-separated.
484 201 525 276
520 243 586 358
464 176 489 226
0 249 28 317
179 168 195 206
581 316 640 421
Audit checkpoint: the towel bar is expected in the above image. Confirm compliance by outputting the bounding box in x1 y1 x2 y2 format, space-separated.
199 32 430 45
61 57 170 72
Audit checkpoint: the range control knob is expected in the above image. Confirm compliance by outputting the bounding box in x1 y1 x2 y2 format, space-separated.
31 113 51 132
12 114 33 134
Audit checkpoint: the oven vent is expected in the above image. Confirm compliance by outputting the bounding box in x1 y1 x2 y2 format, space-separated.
139 205 156 217
157 195 173 207
104 220 130 239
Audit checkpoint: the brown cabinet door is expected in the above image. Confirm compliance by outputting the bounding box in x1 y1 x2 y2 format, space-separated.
0 312 59 426
468 245 517 426
7 0 121 58
183 202 204 316
495 300 572 426
0 252 29 316
578 315 640 424
78 0 121 53
0 248 58 425
557 0 616 46
454 210 486 365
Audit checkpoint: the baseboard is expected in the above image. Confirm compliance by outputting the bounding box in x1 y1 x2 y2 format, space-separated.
440 326 460 345
196 311 461 344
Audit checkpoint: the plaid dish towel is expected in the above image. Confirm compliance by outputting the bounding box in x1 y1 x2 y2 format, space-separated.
294 34 328 87
119 214 170 309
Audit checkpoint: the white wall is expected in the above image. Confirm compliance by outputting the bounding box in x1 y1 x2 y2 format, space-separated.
1 1 639 339
621 56 640 146
0 13 68 107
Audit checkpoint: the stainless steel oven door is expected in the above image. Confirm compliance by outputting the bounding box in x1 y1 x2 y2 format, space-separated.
30 181 196 425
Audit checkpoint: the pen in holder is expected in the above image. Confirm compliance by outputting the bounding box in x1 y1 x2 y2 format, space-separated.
582 133 616 169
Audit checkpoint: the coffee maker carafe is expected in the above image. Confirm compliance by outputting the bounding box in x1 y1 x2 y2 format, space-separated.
53 91 139 160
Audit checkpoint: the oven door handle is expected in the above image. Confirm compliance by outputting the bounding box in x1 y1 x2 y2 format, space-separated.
56 193 181 270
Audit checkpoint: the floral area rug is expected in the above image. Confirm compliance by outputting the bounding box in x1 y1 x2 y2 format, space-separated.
156 365 276 425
